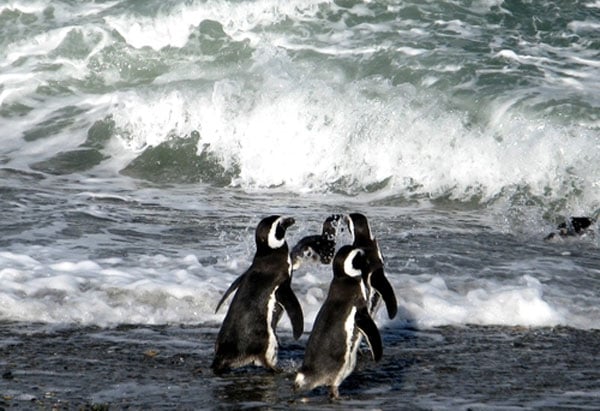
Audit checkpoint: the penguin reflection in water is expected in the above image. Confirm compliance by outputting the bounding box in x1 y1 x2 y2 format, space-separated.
294 245 383 399
212 215 303 374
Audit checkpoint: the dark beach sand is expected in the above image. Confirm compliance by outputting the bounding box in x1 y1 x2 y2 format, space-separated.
1 322 600 410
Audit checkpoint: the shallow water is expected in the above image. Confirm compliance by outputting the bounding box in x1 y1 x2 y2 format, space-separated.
2 173 600 407
2 171 600 330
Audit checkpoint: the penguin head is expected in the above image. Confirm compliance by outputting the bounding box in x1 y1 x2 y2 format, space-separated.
333 245 367 279
321 214 344 241
333 244 384 280
347 213 373 246
255 215 295 252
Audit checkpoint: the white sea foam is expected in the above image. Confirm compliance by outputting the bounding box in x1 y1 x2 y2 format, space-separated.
586 0 600 8
103 0 330 50
386 273 593 329
0 177 596 330
105 66 600 213
568 20 600 33
0 250 225 326
0 0 597 216
0 1 47 15
1 246 597 330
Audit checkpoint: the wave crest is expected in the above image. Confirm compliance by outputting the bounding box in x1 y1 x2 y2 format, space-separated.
120 131 239 186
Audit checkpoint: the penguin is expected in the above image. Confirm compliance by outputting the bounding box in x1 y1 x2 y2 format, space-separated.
347 213 397 319
212 215 303 374
290 214 346 270
294 245 383 399
544 216 596 241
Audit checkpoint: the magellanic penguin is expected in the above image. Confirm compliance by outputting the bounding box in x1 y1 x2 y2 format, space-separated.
544 216 597 241
347 213 397 319
291 214 346 270
212 215 303 374
294 245 383 399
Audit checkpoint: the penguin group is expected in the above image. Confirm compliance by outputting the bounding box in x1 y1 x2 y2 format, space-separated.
212 213 397 399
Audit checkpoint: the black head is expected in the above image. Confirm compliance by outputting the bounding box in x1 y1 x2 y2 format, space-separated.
332 245 367 279
321 214 345 240
549 216 596 240
255 215 295 253
568 216 595 234
347 213 374 246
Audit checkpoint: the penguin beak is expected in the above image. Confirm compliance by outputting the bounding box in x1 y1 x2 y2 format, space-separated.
280 217 295 230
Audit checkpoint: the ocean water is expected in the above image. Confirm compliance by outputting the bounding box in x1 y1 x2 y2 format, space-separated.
1 0 600 408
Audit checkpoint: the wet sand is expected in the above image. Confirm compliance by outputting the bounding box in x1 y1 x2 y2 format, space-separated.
2 322 600 409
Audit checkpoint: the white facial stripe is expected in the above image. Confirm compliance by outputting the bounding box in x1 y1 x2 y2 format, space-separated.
344 249 363 277
267 217 285 249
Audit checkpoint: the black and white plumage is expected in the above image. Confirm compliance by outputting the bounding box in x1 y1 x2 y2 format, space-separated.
212 215 303 374
347 213 397 320
291 214 346 270
294 245 382 399
544 216 596 241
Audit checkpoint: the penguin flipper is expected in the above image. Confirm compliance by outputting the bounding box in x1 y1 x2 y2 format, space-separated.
370 267 398 319
215 274 244 313
355 307 382 361
275 278 304 340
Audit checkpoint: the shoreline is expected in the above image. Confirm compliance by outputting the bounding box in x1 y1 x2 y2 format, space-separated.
2 322 600 409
